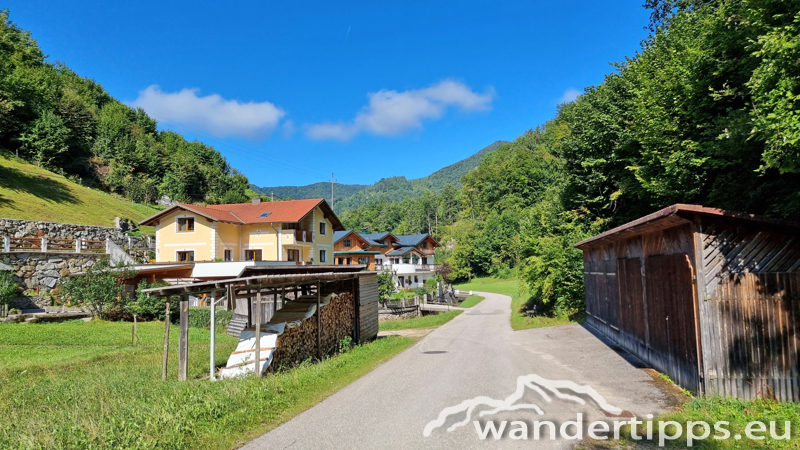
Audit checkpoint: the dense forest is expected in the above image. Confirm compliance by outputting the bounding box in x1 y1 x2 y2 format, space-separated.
0 11 250 205
345 0 800 317
255 140 508 214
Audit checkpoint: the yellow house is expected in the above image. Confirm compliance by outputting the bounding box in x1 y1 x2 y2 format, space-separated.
139 198 344 264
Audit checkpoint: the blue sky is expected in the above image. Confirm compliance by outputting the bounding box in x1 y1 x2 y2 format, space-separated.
6 1 651 187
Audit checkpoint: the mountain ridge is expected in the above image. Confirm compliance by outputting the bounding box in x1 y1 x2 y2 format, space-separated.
252 140 509 214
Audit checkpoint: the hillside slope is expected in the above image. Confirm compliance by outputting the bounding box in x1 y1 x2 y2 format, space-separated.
0 152 160 227
409 140 508 191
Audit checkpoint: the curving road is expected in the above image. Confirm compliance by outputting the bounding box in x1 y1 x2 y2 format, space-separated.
242 292 675 449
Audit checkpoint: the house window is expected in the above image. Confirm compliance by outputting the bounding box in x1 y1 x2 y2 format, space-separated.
346 257 352 264
287 249 300 262
244 249 262 261
319 249 327 263
403 255 411 264
343 238 352 248
176 251 194 262
414 276 419 283
398 276 404 286
319 222 327 235
337 257 344 265
224 249 232 261
358 257 369 265
177 217 195 232
421 241 428 249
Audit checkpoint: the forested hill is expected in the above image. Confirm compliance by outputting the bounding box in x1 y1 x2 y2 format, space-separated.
0 11 251 208
249 182 370 204
253 140 508 214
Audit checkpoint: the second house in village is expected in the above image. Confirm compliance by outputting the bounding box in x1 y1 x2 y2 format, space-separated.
333 230 440 289
139 198 343 264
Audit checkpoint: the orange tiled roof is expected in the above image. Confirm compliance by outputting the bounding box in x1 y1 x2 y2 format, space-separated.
139 198 344 229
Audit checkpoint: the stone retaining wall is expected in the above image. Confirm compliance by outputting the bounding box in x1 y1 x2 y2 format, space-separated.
0 218 151 249
378 306 420 321
1 252 101 293
9 296 53 309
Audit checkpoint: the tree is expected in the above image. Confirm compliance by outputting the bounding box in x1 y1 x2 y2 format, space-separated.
377 271 394 301
18 110 70 168
59 258 136 320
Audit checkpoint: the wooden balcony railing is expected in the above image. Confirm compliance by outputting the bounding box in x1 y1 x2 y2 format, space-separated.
294 230 314 243
2 236 109 254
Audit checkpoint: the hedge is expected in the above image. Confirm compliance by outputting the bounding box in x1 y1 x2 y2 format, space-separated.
184 307 233 329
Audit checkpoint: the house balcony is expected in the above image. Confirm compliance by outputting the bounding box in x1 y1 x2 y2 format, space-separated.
294 230 314 243
375 262 439 273
282 229 314 244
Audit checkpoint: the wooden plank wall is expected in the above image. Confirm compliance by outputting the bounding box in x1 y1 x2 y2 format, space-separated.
696 218 800 401
702 272 800 401
583 223 702 393
357 273 380 342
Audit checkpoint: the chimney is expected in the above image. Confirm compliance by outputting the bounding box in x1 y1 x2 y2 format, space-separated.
252 197 261 205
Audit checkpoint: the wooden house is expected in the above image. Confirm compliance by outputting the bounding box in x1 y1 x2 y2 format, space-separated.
333 230 380 270
575 204 800 401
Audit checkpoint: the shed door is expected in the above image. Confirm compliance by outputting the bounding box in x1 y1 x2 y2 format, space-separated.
644 254 700 388
617 257 647 345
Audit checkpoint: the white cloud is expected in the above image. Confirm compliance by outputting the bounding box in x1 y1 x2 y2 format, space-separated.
130 85 285 139
558 88 581 104
306 80 494 141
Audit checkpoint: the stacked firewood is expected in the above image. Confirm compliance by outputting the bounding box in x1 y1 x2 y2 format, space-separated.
272 292 355 367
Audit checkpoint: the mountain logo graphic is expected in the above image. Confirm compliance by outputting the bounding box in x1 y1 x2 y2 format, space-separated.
423 374 623 437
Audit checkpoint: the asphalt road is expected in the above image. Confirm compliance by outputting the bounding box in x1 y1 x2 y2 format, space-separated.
242 292 676 449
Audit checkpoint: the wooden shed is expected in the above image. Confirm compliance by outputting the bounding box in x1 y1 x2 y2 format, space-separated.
575 204 800 401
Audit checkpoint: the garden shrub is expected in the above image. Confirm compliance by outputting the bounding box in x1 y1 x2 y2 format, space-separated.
0 271 18 306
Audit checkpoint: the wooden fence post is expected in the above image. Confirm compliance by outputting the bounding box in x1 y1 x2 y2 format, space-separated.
178 294 189 381
162 300 171 381
254 290 261 377
210 290 217 381
317 281 322 360
132 314 138 345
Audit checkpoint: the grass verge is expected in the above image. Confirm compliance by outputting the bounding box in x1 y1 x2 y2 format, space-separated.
0 320 414 449
379 310 462 331
454 277 583 330
581 397 800 449
459 294 485 308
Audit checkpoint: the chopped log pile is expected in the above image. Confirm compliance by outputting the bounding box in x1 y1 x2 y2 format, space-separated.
272 292 354 367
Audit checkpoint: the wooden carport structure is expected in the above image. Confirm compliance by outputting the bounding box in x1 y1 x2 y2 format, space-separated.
575 204 800 401
142 268 380 381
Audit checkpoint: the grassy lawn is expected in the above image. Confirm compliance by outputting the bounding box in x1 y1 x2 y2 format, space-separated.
455 277 583 331
459 294 485 308
379 310 462 331
0 320 414 449
0 152 160 228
